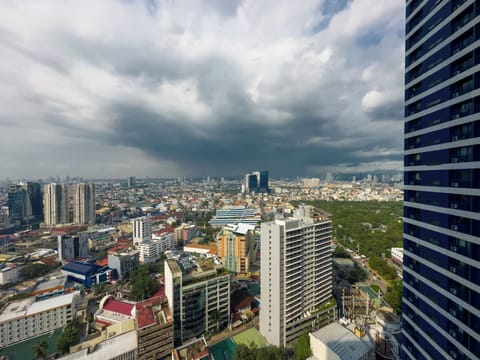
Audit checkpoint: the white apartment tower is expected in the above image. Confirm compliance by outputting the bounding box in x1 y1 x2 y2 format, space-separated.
43 183 69 226
132 215 152 245
73 183 96 225
260 205 335 347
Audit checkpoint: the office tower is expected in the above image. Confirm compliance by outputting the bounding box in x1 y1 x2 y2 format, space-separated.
165 255 230 345
132 215 152 245
260 205 335 347
24 182 43 222
58 235 89 261
43 183 69 226
403 2 480 359
217 223 256 273
73 183 96 225
7 184 27 222
128 176 136 188
244 170 270 193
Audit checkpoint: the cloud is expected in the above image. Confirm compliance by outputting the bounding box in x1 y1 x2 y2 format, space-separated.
0 0 405 179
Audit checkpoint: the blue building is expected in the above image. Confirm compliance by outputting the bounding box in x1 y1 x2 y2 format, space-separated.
403 1 480 359
61 261 114 287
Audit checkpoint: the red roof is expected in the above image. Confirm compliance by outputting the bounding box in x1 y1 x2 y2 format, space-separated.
96 257 108 267
95 319 112 327
103 299 134 316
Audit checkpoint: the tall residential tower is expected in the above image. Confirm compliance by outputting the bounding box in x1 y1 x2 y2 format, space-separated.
403 1 480 358
43 183 69 226
260 205 335 347
73 183 96 225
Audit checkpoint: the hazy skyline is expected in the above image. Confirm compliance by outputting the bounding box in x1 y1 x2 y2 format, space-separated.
0 0 405 178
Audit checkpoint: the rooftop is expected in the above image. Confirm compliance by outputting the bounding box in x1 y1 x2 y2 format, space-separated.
310 322 373 360
224 223 256 235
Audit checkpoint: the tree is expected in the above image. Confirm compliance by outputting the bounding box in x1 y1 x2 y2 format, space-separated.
21 262 49 280
129 265 159 301
32 340 48 360
384 279 402 314
294 331 311 360
232 342 284 360
56 318 80 355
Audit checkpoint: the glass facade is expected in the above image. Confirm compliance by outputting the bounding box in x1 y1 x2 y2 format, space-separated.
403 1 480 359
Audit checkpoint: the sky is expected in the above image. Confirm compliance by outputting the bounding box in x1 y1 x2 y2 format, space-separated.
0 0 405 179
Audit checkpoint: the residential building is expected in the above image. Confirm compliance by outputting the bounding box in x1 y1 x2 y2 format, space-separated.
209 206 261 227
173 224 198 245
260 205 335 347
72 183 96 225
138 240 162 264
43 183 69 226
132 215 152 245
165 254 230 345
0 293 77 347
58 235 89 262
0 264 23 285
403 1 480 359
93 294 174 360
217 223 256 273
108 249 140 281
390 247 403 266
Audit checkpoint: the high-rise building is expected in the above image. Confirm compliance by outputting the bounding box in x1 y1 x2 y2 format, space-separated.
217 223 256 273
260 205 335 347
403 2 480 359
73 183 96 225
164 255 230 346
108 249 140 281
43 183 69 226
58 235 89 262
132 215 152 245
244 170 269 193
7 184 27 222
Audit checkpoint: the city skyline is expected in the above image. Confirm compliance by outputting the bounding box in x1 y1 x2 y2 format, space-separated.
0 0 404 178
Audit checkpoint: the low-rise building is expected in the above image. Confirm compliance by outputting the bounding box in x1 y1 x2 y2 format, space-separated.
61 261 113 287
371 309 401 360
309 322 375 360
0 293 77 347
165 254 230 345
390 248 403 266
0 264 22 285
108 249 139 281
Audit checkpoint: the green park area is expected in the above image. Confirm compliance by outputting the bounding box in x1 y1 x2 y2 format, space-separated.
233 327 266 347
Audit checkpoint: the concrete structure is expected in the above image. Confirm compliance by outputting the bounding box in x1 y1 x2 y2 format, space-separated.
217 223 256 273
260 205 335 347
165 254 230 345
309 322 374 360
209 206 261 227
403 1 480 359
173 224 198 245
390 247 403 266
61 261 114 287
108 249 139 281
244 170 269 193
43 183 69 226
93 294 174 360
72 183 96 225
132 215 152 245
0 263 22 285
7 182 43 223
138 240 162 264
371 309 401 360
58 235 89 262
0 293 76 347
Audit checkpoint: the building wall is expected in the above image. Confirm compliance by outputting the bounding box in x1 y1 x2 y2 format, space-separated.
73 183 96 225
108 252 139 281
132 216 152 245
0 265 22 285
137 318 173 360
217 227 255 273
309 333 340 360
43 183 68 226
403 1 480 359
260 210 333 347
58 235 89 262
0 299 74 347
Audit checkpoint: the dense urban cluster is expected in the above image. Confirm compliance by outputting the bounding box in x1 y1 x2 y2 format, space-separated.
0 173 404 359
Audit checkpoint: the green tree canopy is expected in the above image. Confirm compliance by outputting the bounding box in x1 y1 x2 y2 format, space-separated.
56 318 80 355
129 265 159 301
32 340 48 360
294 331 311 360
21 262 49 280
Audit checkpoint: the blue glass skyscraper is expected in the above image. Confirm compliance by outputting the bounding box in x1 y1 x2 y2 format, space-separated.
403 1 480 359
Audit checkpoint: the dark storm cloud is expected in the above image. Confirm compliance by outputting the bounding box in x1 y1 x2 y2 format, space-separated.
0 0 405 178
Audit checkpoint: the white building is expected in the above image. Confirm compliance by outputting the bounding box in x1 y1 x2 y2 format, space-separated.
132 216 152 245
138 240 161 264
390 247 403 266
0 293 77 347
260 205 335 347
0 264 22 285
309 322 374 360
